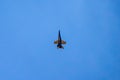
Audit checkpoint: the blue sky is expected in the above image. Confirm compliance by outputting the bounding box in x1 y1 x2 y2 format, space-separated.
0 0 120 80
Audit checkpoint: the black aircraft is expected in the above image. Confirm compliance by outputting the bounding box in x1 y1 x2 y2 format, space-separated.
54 30 66 49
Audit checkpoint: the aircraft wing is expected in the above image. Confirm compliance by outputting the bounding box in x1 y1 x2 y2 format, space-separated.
61 40 66 44
54 40 66 44
54 40 58 44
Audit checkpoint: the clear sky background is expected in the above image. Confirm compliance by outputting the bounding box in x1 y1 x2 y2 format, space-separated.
0 0 120 80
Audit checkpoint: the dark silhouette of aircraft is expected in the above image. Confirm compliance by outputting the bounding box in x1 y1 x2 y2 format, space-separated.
54 30 66 49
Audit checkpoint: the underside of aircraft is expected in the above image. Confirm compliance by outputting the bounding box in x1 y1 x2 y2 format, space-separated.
54 30 66 49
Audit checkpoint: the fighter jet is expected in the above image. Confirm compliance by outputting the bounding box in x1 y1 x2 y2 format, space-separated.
54 30 66 49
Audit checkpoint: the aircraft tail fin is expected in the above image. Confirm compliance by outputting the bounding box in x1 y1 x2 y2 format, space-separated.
57 45 64 49
61 45 64 49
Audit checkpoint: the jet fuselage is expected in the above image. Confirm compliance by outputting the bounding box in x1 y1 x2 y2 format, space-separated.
54 30 66 49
